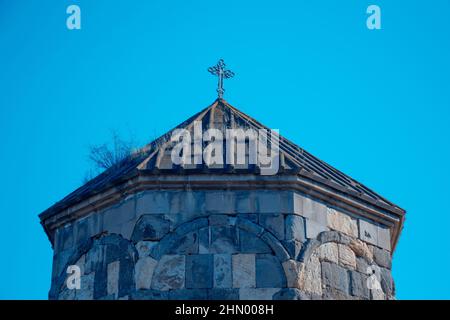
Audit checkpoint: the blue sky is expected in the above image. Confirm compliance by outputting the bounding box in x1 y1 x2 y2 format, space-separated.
0 0 449 299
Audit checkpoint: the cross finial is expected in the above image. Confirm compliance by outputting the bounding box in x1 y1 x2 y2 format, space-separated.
208 59 235 99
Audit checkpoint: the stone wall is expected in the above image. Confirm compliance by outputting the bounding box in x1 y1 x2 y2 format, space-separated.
50 190 394 300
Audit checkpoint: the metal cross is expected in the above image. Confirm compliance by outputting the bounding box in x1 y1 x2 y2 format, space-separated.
208 59 235 99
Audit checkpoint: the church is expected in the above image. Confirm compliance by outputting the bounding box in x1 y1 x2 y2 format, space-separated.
39 60 405 300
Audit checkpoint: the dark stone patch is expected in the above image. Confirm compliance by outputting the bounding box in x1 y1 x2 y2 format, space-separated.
240 230 272 254
321 262 349 294
169 289 209 300
349 270 369 299
273 288 311 300
130 289 168 300
208 288 239 300
255 254 286 288
131 215 170 242
209 226 239 254
282 240 302 259
285 215 305 242
373 246 392 269
186 254 213 289
259 214 285 240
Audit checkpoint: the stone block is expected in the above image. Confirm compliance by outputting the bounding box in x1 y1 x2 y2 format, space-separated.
349 271 369 299
273 288 310 300
240 230 272 254
106 260 120 297
378 226 391 251
236 217 264 236
380 267 394 296
260 214 285 240
77 272 95 300
294 194 327 225
205 192 234 214
260 232 290 262
151 255 185 291
232 254 256 288
317 242 339 264
75 218 89 246
321 262 349 293
348 239 373 263
356 257 369 274
282 259 302 289
285 215 305 242
130 289 168 300
322 287 353 300
214 254 232 288
118 256 135 298
359 219 378 246
237 213 258 223
208 288 239 300
299 252 322 296
155 231 198 257
209 226 239 254
239 288 279 300
372 246 391 269
256 191 282 213
136 241 157 258
338 244 356 269
318 230 340 243
235 192 254 213
256 254 286 288
169 289 209 300
135 256 157 290
305 219 329 239
135 191 170 215
209 214 232 226
327 208 358 237
198 227 210 254
60 224 74 251
131 215 170 242
186 254 213 289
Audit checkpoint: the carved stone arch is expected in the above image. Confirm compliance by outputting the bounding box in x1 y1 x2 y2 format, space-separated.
146 216 291 298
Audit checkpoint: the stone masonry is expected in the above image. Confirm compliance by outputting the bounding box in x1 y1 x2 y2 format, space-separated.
40 99 404 300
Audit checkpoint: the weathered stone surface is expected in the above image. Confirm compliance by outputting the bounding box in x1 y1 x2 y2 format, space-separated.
318 231 340 244
135 241 157 258
371 288 385 300
77 273 95 300
282 240 302 259
205 192 234 214
214 254 232 288
186 254 213 289
118 256 135 298
103 197 136 232
135 191 170 215
240 230 272 254
198 227 209 254
321 262 349 293
256 254 286 288
305 219 329 239
236 218 264 236
135 256 157 290
273 288 310 300
285 215 305 242
299 252 322 296
380 267 394 296
131 215 170 242
237 213 258 223
106 261 120 297
349 239 373 263
209 288 239 300
349 270 369 299
130 289 168 300
155 231 199 257
75 218 89 246
209 226 239 253
232 254 256 288
322 287 353 300
60 224 74 251
151 255 185 291
235 192 254 213
298 239 320 263
317 242 339 264
209 214 234 226
378 226 391 251
327 208 358 237
239 288 279 300
256 191 282 213
372 246 391 269
294 194 327 225
169 289 209 300
356 257 369 274
338 244 356 269
260 232 290 262
359 219 378 246
282 259 302 289
260 214 285 240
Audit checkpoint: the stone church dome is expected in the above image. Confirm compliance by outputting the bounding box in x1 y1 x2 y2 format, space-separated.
39 98 405 300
